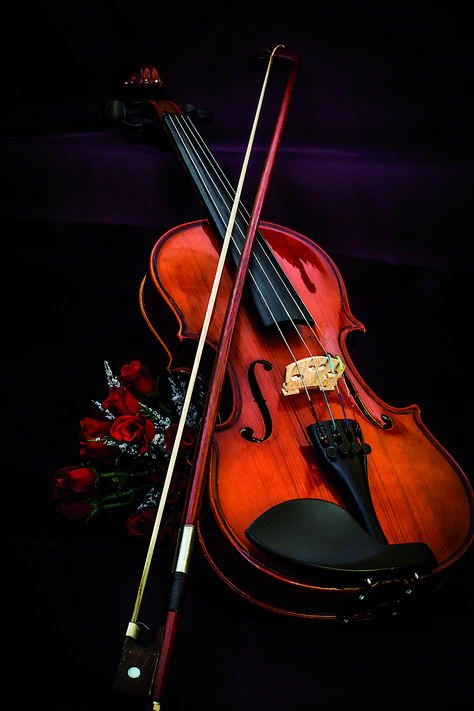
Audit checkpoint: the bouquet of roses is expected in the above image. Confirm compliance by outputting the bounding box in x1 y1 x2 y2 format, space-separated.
52 360 202 541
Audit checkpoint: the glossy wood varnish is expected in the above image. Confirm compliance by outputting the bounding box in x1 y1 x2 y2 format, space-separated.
140 219 474 619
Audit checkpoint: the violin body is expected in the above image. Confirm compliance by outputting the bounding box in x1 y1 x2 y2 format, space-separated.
140 217 474 620
108 56 474 711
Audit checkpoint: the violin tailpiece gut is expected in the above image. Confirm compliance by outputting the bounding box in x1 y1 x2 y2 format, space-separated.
282 355 345 396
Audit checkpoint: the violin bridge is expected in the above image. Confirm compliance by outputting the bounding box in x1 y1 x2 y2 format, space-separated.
282 355 345 396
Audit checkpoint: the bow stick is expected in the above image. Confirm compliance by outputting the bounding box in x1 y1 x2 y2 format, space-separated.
113 45 299 709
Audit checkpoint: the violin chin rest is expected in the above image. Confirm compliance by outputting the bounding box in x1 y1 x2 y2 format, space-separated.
245 499 437 582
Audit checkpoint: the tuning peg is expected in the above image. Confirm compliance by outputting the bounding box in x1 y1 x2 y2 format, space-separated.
179 103 213 124
104 100 142 126
103 100 157 131
119 114 152 130
104 100 132 125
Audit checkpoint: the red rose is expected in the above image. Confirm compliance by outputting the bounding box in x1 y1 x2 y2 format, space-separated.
151 459 189 502
119 361 156 397
126 507 156 538
164 424 195 453
102 385 141 417
110 414 155 454
164 511 182 540
79 416 116 463
165 476 181 504
54 491 93 523
53 465 96 497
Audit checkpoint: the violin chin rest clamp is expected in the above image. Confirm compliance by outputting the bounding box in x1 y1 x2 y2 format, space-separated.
245 499 436 582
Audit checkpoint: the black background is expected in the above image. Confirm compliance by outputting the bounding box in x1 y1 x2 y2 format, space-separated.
2 3 473 709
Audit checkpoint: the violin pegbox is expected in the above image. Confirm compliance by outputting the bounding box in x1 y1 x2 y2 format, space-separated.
282 355 345 396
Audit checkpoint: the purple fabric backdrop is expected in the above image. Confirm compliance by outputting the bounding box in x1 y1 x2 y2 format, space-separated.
2 3 473 710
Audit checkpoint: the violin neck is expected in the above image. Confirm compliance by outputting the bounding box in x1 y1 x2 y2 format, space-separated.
162 112 313 330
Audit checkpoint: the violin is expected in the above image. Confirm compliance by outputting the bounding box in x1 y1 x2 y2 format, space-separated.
105 50 474 707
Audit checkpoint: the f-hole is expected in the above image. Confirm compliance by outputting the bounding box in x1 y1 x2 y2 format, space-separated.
240 360 273 443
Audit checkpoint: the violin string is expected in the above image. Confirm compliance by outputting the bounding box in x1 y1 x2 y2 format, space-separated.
165 112 345 424
165 113 323 417
167 116 305 323
177 115 335 348
166 112 325 367
167 112 347 424
176 112 348 399
185 120 355 426
174 117 318 332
